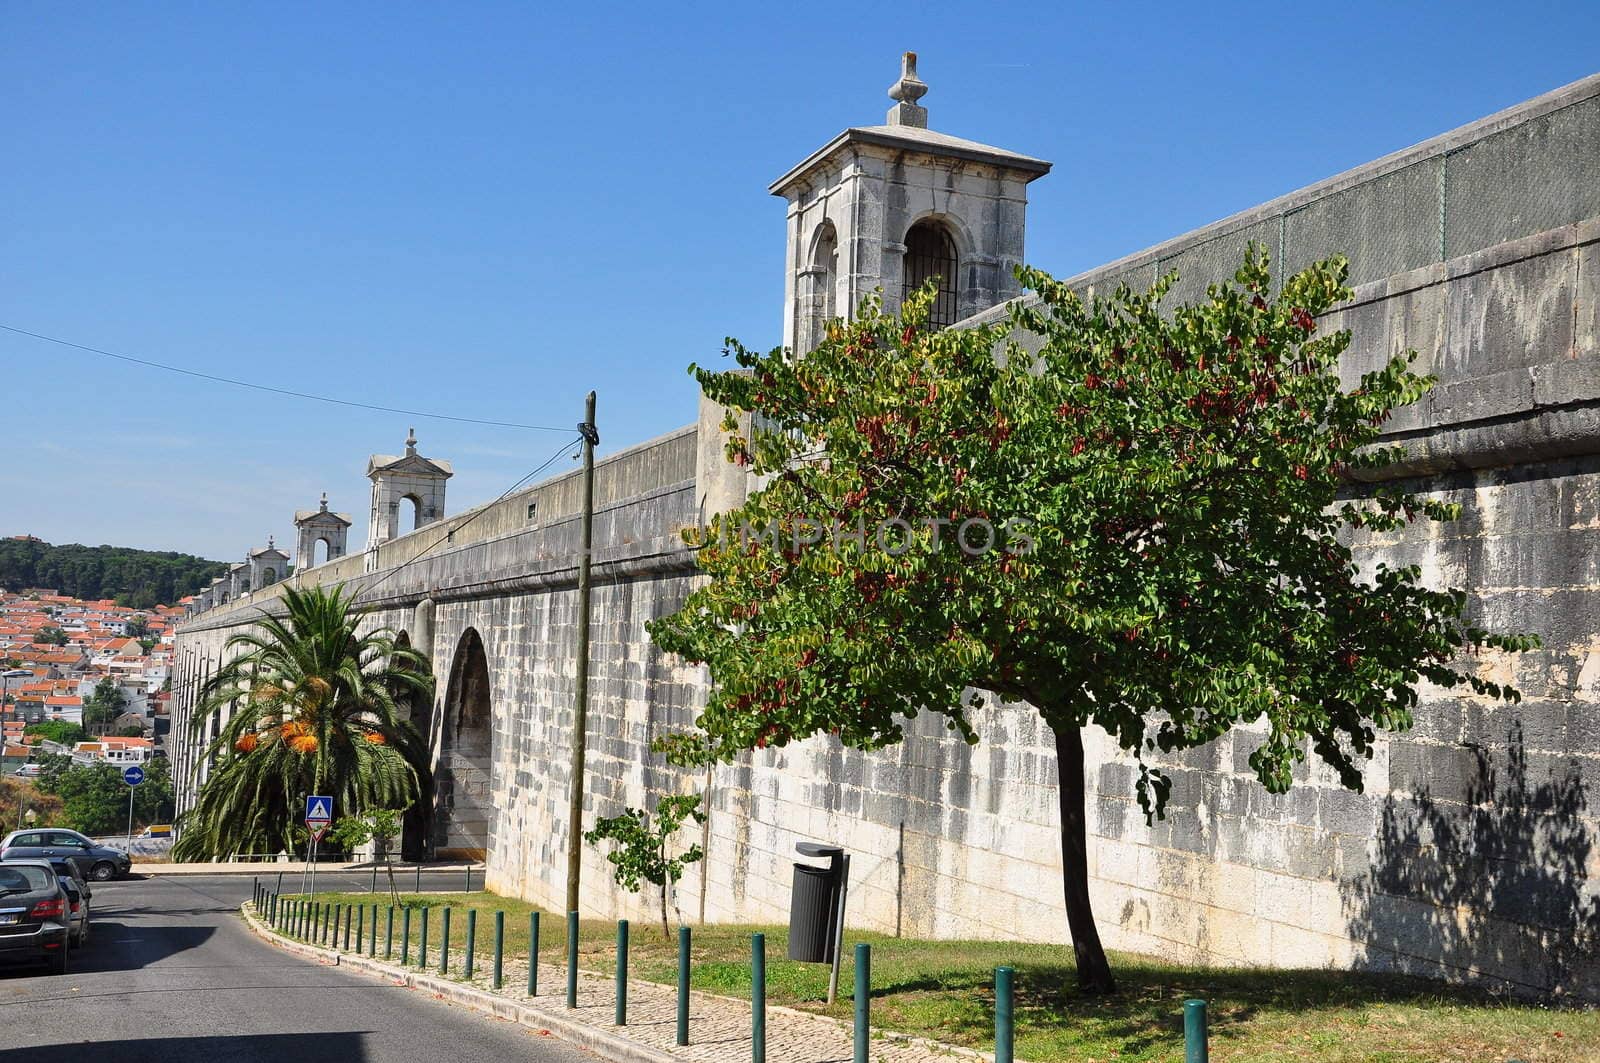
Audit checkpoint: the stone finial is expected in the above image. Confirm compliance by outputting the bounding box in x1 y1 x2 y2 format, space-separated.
405 427 418 456
886 51 928 129
319 491 329 512
267 535 275 550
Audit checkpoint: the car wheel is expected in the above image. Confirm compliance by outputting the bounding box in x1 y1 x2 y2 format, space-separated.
89 862 115 882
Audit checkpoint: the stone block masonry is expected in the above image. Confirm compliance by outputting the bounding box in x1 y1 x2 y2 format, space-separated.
176 70 1600 1002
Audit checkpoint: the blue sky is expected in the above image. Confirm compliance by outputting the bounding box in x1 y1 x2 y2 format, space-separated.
3 2 1595 561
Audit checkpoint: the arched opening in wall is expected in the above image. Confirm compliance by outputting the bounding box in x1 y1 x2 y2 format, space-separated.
403 494 424 531
392 629 436 862
803 220 838 352
239 577 251 594
313 538 331 566
260 568 277 586
902 220 959 328
434 627 493 860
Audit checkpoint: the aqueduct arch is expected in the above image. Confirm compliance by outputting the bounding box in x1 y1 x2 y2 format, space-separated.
435 627 493 859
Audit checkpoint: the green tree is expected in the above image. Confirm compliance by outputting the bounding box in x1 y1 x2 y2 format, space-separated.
172 584 434 861
0 538 225 605
648 251 1539 993
329 808 404 903
83 678 127 736
36 627 68 647
113 725 146 738
584 793 705 940
41 756 178 834
125 615 151 638
24 721 88 746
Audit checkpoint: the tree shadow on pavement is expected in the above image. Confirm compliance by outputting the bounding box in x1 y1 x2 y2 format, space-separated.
0 1032 370 1063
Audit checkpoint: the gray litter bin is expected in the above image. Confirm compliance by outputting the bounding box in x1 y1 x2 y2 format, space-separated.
788 842 846 963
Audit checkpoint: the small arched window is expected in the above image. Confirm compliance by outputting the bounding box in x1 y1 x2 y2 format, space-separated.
902 221 958 328
801 221 839 353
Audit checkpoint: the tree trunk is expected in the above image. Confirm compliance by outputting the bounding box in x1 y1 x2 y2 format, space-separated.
660 881 671 942
1055 724 1117 994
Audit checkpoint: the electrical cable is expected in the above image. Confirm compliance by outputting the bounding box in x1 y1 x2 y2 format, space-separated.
348 433 584 601
0 323 573 432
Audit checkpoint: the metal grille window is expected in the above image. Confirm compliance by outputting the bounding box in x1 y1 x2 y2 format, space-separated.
902 222 958 328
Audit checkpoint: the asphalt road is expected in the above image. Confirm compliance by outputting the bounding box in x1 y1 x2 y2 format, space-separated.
0 873 593 1062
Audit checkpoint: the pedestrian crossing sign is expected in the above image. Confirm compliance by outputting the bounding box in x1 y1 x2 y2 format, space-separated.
305 795 333 825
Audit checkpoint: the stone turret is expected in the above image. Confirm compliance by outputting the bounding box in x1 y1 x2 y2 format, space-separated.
247 536 290 590
770 52 1051 353
295 493 353 571
366 428 453 551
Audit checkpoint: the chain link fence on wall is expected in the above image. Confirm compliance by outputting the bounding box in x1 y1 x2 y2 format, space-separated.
1074 88 1600 304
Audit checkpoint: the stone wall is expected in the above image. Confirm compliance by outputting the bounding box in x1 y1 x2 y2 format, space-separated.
175 73 1600 1001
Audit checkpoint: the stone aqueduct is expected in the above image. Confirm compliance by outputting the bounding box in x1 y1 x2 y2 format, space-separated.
175 66 1600 999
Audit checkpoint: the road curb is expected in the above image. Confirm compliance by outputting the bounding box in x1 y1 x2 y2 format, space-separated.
240 902 673 1063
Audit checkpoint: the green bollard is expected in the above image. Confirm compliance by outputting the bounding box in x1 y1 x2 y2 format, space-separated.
419 907 430 969
492 910 504 989
853 942 870 1063
615 920 629 1026
465 909 477 978
401 907 412 964
345 905 354 951
385 906 394 958
752 933 766 1063
440 908 451 974
528 911 540 996
676 925 690 1046
354 904 363 952
1184 999 1208 1063
371 904 379 956
995 966 1014 1063
566 911 578 1008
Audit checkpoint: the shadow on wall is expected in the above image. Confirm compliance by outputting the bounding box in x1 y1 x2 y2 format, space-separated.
1344 723 1598 1000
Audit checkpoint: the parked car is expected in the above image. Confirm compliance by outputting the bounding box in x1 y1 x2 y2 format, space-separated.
0 829 130 881
42 859 90 947
0 860 72 974
11 764 42 778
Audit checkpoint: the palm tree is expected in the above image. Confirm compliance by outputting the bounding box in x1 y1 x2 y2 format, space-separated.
173 584 434 861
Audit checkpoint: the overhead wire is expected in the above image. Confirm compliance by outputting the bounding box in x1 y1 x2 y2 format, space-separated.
348 433 585 601
0 322 573 432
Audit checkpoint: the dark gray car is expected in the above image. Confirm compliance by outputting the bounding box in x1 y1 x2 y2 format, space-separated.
0 860 71 974
0 829 131 881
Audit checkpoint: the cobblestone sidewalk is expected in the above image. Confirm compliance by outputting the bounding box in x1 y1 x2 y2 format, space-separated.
244 903 993 1063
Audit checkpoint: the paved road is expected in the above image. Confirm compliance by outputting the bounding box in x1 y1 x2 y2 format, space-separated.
0 873 592 1062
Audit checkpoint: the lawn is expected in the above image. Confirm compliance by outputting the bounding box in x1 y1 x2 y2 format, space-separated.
281 889 1596 1062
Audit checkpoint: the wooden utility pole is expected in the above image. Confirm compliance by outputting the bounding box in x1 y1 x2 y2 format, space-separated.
565 391 598 916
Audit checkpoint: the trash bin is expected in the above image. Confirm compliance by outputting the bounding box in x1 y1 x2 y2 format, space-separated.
788 842 846 963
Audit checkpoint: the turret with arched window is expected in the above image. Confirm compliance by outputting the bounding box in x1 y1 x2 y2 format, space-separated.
770 52 1051 353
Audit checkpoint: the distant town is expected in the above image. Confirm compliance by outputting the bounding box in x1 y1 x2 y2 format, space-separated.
0 579 188 775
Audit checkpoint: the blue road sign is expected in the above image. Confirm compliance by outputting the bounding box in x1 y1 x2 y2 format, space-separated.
305 795 333 824
122 765 145 787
